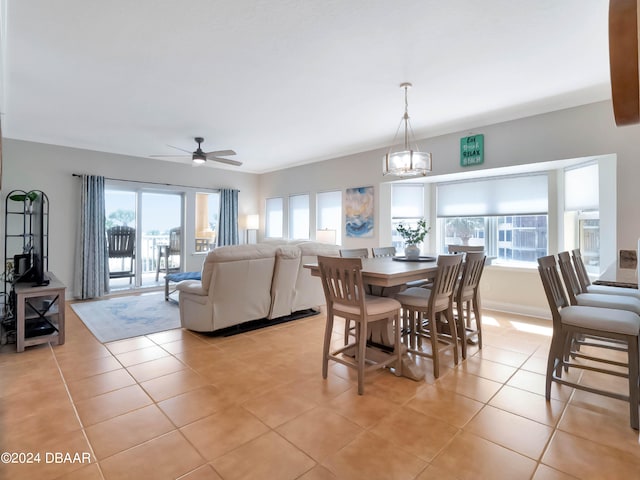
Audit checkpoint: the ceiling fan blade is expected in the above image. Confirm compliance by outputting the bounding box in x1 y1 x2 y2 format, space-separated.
205 149 236 157
149 154 190 158
167 144 194 154
209 157 243 166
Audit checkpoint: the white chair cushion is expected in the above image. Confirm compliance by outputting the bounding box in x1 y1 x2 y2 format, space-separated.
395 287 431 307
561 305 640 335
576 293 640 315
586 284 640 299
334 295 401 317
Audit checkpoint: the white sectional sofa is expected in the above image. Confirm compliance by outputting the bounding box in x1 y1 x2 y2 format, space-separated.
176 241 339 332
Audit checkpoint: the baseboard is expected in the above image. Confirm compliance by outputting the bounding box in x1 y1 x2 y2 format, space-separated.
481 300 551 320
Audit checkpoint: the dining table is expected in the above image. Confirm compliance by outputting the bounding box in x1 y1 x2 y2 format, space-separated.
304 255 439 287
304 255 441 380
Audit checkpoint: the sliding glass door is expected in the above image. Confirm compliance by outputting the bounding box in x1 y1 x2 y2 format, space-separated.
105 187 183 291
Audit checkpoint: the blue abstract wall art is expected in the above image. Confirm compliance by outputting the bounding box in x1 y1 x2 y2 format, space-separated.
345 186 374 238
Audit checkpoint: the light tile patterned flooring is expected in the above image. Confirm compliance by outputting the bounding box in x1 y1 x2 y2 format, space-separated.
1 305 640 479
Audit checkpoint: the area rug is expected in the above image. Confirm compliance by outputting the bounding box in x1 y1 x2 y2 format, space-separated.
71 292 180 343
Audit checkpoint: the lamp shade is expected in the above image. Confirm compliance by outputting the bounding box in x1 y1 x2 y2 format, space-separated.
316 229 337 244
384 150 432 177
246 214 259 230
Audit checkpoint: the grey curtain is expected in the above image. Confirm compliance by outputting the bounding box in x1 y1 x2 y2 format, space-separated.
217 189 239 246
73 175 109 299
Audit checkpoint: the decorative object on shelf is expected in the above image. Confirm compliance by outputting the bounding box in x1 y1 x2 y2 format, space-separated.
345 186 374 238
396 219 430 260
9 191 39 203
446 218 481 245
383 82 432 177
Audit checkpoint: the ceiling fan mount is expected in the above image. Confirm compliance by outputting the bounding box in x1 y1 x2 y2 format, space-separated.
151 137 241 167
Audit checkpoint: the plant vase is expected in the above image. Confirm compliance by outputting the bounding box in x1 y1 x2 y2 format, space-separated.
404 244 420 260
459 235 472 245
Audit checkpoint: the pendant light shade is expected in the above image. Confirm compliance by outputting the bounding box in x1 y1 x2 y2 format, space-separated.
383 83 432 177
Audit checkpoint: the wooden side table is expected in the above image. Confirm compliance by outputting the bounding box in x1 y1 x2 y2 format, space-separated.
14 272 66 352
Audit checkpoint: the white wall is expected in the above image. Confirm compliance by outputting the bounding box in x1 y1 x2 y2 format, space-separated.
1 139 259 291
258 100 640 316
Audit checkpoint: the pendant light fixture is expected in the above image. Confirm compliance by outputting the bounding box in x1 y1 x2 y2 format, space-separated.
383 82 432 177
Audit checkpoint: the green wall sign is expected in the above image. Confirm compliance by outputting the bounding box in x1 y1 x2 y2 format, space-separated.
460 134 484 167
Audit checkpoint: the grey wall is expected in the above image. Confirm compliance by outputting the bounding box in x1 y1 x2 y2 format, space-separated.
1 139 259 290
3 100 640 316
258 100 640 316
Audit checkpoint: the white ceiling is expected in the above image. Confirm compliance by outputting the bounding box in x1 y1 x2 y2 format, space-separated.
2 0 611 174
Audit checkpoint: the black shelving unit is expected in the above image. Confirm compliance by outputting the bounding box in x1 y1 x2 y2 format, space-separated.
1 190 49 344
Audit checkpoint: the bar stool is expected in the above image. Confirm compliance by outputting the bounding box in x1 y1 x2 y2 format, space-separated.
538 255 640 429
395 254 463 378
317 255 402 394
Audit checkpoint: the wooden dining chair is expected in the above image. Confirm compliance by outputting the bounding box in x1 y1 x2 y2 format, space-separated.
447 244 484 254
453 251 486 359
572 249 640 298
317 255 402 394
395 254 463 378
372 246 396 258
538 254 640 429
340 248 369 258
557 251 640 314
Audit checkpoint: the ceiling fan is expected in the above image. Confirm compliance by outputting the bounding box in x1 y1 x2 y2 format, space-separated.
151 137 242 166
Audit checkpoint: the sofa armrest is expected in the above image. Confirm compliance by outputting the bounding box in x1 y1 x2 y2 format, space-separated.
176 280 207 296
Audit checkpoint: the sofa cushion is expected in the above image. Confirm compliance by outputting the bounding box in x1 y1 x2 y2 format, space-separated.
200 244 278 292
269 246 302 319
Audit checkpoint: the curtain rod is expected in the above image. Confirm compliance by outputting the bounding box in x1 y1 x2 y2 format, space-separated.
71 173 236 191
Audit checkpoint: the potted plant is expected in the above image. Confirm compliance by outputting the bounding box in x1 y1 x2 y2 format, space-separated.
396 219 430 260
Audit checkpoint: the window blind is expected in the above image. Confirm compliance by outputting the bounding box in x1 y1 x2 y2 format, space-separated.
392 183 425 218
437 174 548 217
564 163 599 211
265 197 283 238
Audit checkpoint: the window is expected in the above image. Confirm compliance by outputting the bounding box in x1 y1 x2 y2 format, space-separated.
391 183 424 249
565 163 599 273
265 197 284 238
195 192 219 252
437 174 548 266
316 190 342 245
288 194 310 240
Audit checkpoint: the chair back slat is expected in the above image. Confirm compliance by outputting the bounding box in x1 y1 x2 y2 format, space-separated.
372 246 396 258
557 251 582 304
107 226 135 258
339 248 369 259
571 249 592 291
537 255 569 326
431 254 463 311
318 255 366 310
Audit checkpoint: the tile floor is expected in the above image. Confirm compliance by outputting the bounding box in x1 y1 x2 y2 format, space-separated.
1 306 640 479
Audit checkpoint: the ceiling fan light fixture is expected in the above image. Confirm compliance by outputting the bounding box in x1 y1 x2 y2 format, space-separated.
192 153 206 164
382 82 432 177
